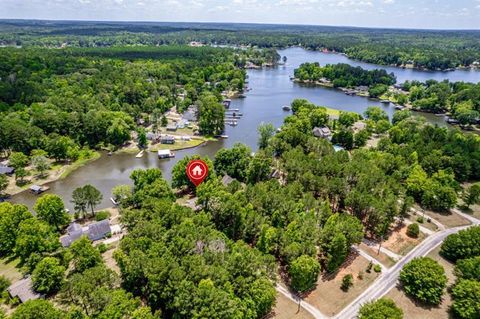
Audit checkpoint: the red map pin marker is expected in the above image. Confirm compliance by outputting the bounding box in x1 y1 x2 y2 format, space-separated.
186 159 209 187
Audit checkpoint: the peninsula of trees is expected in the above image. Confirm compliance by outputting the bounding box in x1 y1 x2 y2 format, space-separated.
294 62 396 88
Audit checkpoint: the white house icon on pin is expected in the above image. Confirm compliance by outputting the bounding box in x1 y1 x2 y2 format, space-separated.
192 165 203 177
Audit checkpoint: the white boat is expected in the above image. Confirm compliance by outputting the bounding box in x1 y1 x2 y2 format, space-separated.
110 197 118 206
158 149 175 159
135 150 144 158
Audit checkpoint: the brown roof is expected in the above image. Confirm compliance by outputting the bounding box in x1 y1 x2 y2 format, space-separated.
7 277 42 303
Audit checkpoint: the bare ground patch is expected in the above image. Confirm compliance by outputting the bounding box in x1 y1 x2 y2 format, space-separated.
304 253 380 317
383 224 426 256
268 293 314 319
102 242 120 274
417 206 471 228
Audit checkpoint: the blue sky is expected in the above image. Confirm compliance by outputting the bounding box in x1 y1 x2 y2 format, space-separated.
2 0 480 29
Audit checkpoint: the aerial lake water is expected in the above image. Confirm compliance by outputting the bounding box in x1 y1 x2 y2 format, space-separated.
11 47 480 210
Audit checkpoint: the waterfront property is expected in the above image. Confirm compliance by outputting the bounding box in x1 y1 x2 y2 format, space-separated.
7 277 41 303
60 220 112 247
160 135 176 144
313 126 332 139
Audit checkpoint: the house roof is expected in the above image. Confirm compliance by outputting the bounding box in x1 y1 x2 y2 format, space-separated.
86 220 111 241
60 223 84 247
0 166 14 174
7 277 41 303
222 175 235 186
313 126 331 137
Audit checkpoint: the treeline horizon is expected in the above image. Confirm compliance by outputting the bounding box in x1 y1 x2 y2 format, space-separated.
2 19 480 71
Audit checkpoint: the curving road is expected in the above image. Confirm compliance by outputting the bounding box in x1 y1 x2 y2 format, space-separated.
276 211 479 319
335 214 480 319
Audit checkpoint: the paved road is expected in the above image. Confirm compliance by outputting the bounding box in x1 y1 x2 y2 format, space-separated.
336 217 479 319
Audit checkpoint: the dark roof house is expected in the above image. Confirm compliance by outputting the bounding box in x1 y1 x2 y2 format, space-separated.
60 221 111 247
7 277 42 303
160 135 176 144
59 223 84 247
87 220 112 241
0 166 14 175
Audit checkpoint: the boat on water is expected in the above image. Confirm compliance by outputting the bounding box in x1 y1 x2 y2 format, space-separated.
158 149 175 159
380 100 390 104
220 135 229 139
435 113 447 117
394 105 404 110
30 185 50 195
238 94 246 98
447 117 460 124
110 197 118 206
135 150 144 158
282 105 292 111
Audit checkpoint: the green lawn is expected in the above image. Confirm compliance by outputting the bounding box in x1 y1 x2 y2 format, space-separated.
0 258 22 282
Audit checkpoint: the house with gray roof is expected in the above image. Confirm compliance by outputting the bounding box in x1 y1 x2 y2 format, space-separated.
0 166 14 175
7 277 42 303
313 126 332 139
86 219 112 241
60 220 111 247
59 223 84 247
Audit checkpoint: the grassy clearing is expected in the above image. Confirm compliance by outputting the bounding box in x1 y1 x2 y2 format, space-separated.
305 254 380 316
407 212 439 231
5 151 100 196
385 246 455 319
420 207 471 228
383 225 426 256
0 258 22 283
58 151 101 179
149 139 205 152
269 293 314 319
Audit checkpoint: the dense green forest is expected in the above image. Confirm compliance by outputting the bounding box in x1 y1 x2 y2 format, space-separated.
402 80 480 125
294 62 396 87
0 46 267 158
2 20 480 70
0 98 479 318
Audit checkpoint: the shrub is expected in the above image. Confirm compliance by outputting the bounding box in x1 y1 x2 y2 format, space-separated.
407 223 420 238
97 243 108 254
374 264 382 273
451 279 480 319
341 274 353 291
399 257 447 305
359 298 403 319
0 276 10 294
416 217 424 223
95 211 110 221
441 226 480 262
366 261 373 273
288 255 321 293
